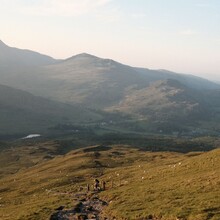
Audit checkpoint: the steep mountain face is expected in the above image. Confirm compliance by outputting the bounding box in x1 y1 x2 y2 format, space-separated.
0 84 102 135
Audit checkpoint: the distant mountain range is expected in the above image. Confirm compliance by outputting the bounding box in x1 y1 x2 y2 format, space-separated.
1 40 220 136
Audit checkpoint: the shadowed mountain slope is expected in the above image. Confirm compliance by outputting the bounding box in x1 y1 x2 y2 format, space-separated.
0 84 102 135
0 40 57 67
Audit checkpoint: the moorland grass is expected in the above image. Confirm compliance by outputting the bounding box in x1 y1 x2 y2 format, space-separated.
0 145 219 219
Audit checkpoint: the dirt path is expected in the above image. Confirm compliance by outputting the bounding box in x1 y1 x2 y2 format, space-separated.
50 192 108 220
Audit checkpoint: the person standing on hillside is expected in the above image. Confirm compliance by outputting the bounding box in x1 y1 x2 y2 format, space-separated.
102 180 106 190
87 183 90 192
94 179 100 191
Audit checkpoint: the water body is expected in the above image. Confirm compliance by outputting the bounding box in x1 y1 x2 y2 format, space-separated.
22 134 41 139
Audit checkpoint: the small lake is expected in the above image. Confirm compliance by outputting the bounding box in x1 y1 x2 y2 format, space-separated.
22 134 41 139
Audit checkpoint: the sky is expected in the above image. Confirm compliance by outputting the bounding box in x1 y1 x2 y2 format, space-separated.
0 0 220 81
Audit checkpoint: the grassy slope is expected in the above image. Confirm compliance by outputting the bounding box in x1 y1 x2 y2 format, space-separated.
100 149 220 220
0 140 63 178
107 79 209 121
0 144 219 220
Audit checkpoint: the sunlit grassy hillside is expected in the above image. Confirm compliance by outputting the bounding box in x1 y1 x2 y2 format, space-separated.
0 144 219 220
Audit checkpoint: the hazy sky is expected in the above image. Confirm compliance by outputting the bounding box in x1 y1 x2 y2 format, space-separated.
0 0 220 81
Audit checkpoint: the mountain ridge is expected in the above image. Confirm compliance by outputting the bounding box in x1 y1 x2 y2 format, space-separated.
1 40 220 135
0 40 57 67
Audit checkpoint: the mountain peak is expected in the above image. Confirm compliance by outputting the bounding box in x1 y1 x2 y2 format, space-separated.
0 40 8 47
0 40 56 66
76 53 97 58
63 53 123 69
66 53 100 61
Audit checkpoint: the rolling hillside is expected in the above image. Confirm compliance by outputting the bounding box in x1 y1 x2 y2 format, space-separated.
0 143 219 219
106 79 216 131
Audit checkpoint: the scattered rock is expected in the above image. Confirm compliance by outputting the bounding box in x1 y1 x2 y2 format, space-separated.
55 205 65 211
50 191 108 220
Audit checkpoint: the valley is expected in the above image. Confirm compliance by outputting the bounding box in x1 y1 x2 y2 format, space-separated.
1 0 220 218
0 40 220 220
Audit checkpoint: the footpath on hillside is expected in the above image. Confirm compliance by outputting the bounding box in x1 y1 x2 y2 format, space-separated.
50 183 109 220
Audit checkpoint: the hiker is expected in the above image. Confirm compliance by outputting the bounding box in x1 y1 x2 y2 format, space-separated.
94 179 100 191
87 184 90 192
79 186 83 191
102 180 106 190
